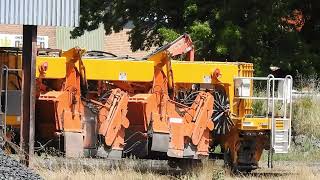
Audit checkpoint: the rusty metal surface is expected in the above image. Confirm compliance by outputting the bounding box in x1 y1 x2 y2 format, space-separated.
83 107 97 151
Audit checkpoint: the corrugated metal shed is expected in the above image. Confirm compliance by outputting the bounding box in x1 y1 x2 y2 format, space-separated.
56 26 104 51
0 0 79 27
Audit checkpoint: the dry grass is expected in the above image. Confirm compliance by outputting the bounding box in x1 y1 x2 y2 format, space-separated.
34 160 224 180
225 166 320 180
37 168 169 180
33 159 320 180
292 95 320 138
291 75 320 138
254 95 320 139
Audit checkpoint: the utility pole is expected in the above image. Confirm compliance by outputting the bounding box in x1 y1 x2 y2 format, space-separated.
20 25 37 166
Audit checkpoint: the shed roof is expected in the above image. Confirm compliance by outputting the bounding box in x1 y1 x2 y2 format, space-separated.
0 0 79 27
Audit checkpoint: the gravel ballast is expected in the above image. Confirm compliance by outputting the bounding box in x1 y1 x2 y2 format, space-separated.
0 150 42 179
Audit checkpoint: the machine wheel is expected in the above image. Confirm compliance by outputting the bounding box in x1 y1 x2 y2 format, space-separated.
223 142 258 173
212 87 234 135
223 148 231 167
223 149 242 174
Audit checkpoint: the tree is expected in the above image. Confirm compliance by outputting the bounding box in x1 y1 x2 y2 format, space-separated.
72 0 320 76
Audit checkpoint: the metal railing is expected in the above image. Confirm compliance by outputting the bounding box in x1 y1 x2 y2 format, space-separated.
0 65 22 139
234 74 293 150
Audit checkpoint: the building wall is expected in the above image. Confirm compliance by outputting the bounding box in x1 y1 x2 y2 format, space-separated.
104 29 151 58
56 26 104 51
0 24 151 58
0 24 56 48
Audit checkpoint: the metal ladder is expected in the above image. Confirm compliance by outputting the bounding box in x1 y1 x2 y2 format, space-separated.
234 75 293 153
268 75 293 153
234 74 293 168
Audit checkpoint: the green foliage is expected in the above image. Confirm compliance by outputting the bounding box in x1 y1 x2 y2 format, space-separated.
73 0 320 77
189 21 212 41
188 21 213 57
157 28 179 43
252 100 266 116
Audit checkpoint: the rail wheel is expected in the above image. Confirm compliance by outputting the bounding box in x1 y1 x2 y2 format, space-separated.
223 148 232 168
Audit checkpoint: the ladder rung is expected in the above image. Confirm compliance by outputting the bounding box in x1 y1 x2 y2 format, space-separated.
275 118 290 121
274 150 288 154
275 140 289 142
275 130 288 132
2 68 22 72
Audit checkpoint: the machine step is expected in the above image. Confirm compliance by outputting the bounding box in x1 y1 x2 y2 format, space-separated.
274 141 289 153
274 118 290 121
274 129 290 153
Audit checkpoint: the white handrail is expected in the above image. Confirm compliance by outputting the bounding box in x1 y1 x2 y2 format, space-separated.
271 75 276 149
234 74 293 153
286 75 293 148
